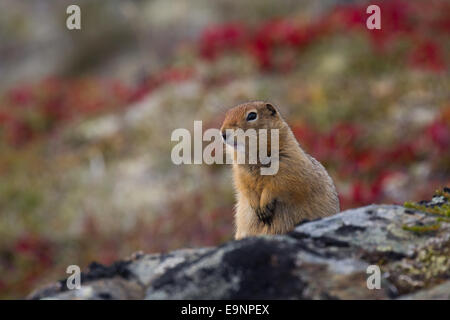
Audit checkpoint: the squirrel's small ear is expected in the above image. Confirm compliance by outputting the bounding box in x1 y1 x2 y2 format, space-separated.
266 103 277 116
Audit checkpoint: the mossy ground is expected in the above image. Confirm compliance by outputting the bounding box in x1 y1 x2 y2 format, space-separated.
402 223 441 234
387 241 450 295
402 188 450 234
391 188 450 294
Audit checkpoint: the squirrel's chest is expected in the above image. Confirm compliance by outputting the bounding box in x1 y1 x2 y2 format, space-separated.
234 167 266 199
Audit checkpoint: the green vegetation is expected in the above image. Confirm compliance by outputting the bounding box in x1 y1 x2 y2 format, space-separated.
402 223 441 234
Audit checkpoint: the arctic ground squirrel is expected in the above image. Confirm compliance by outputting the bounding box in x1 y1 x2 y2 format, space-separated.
220 101 340 239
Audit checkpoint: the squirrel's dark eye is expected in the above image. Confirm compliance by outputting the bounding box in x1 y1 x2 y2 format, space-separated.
246 112 257 121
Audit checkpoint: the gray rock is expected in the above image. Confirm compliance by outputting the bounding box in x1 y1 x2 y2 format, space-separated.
399 280 450 300
28 193 450 300
127 248 214 287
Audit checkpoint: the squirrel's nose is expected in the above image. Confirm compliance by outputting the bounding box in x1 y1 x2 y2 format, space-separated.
222 131 227 141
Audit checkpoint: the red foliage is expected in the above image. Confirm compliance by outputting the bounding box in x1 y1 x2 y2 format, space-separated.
199 0 448 71
408 40 446 72
2 1 448 148
334 5 366 30
292 112 447 210
199 22 248 60
8 86 34 106
427 119 450 152
14 233 54 267
0 67 195 147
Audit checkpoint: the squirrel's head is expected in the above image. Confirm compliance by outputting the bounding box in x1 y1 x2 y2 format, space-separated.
220 101 283 136
220 101 285 151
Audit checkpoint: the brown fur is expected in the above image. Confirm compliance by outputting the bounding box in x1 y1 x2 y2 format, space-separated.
220 101 340 239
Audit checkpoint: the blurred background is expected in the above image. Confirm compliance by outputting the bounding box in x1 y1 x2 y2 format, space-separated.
0 0 449 298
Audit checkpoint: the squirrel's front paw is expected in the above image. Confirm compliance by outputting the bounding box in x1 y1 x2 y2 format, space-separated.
256 199 277 225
